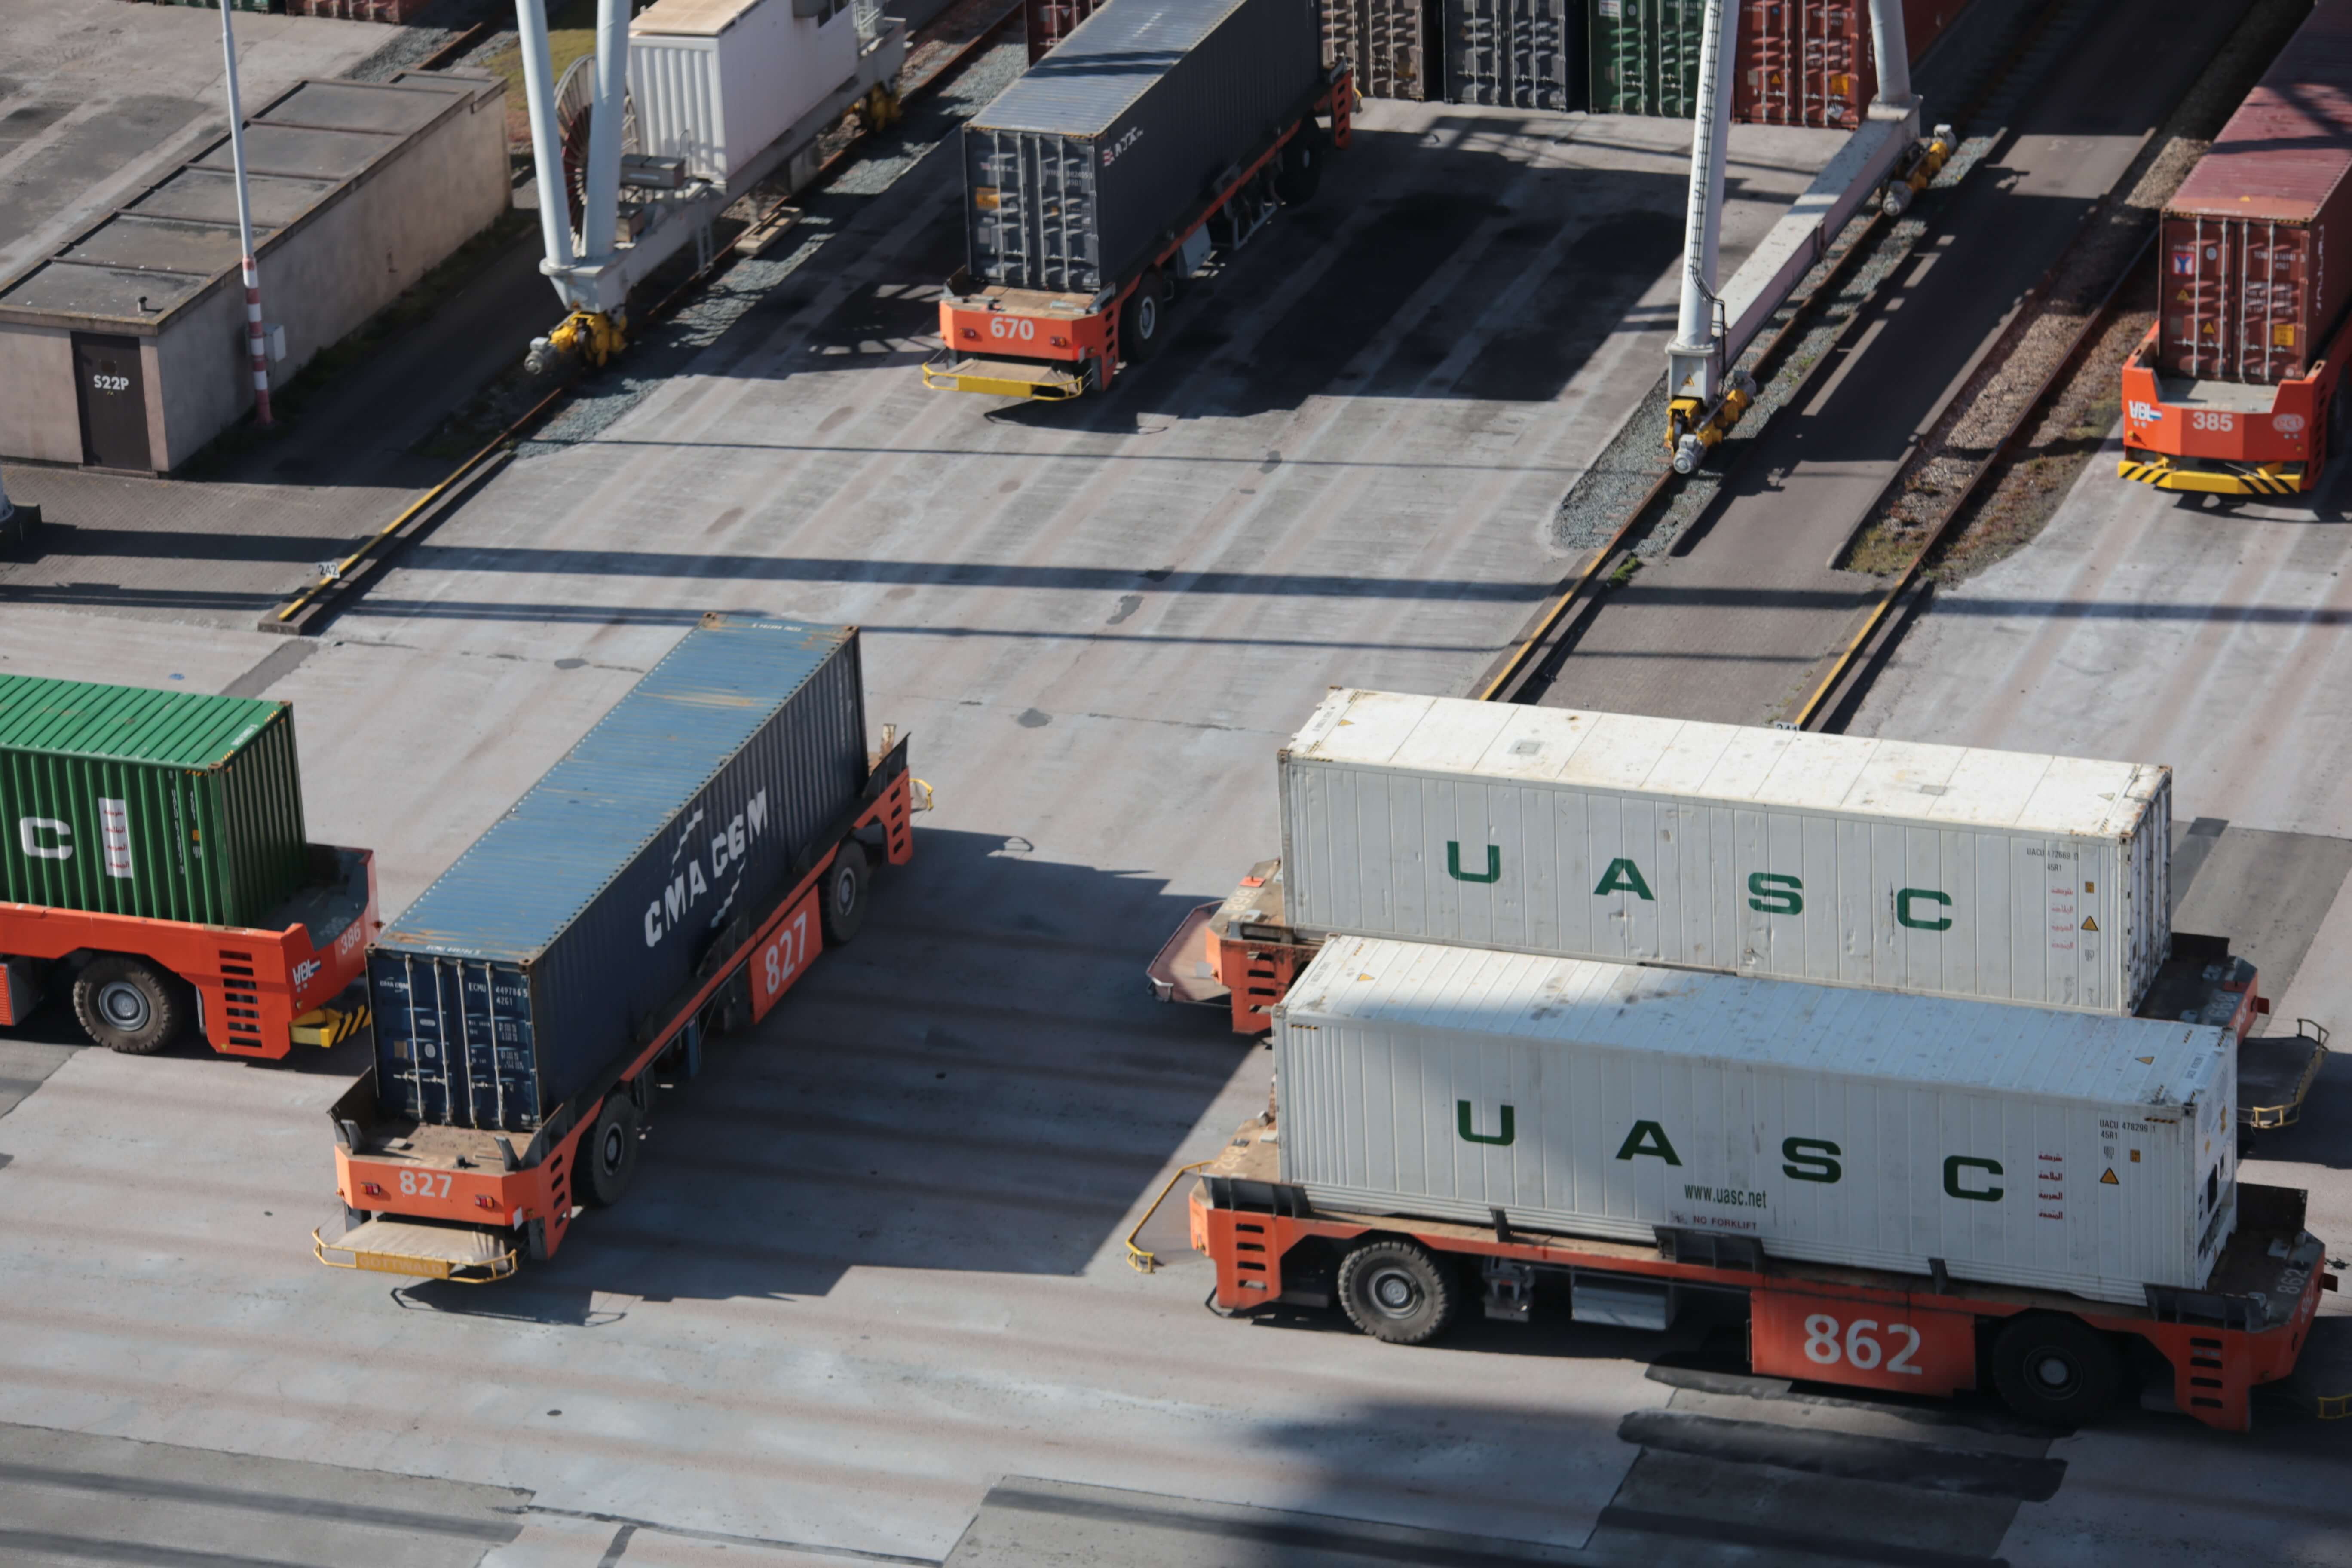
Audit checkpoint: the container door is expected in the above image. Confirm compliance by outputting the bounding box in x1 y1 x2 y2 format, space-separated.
71 333 150 472
1591 0 1703 117
1023 0 1099 63
2160 216 2234 382
2236 222 2312 385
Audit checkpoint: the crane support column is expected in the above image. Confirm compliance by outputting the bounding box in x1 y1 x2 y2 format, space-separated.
581 0 630 268
1867 0 1913 112
516 0 578 293
1665 0 1747 475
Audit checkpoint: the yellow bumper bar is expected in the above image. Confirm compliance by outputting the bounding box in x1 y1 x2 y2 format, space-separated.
2118 456 2306 496
314 1219 518 1283
289 1002 369 1048
922 352 1089 401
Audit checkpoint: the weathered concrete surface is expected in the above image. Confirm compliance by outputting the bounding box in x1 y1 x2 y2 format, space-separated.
0 1419 526 1567
1854 435 2352 1565
0 100 1848 1566
0 0 386 276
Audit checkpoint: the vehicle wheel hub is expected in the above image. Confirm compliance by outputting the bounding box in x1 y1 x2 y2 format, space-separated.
1369 1268 1419 1315
2031 1353 2076 1392
98 980 151 1031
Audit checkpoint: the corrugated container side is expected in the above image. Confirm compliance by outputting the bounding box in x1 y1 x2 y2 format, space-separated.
1327 0 1434 100
1025 0 1102 63
1445 0 1582 110
1275 937 2235 1305
1278 691 2169 1015
371 619 868 1133
629 0 857 187
1733 0 1870 130
0 679 308 928
629 40 724 184
1594 0 1965 122
2158 0 2352 383
965 0 1325 293
1589 0 1704 116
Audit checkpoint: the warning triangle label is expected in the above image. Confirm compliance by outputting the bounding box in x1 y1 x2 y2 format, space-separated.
2136 1055 2156 1064
2101 1168 2120 1185
2080 916 2099 932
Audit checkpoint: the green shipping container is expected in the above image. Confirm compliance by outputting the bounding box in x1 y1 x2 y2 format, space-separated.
1589 0 1706 116
0 677 309 929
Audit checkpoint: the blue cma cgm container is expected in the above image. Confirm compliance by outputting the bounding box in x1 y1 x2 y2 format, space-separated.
369 616 869 1133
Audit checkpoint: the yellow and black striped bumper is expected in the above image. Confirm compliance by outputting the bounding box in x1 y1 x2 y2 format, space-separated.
290 1003 370 1048
2118 456 2306 495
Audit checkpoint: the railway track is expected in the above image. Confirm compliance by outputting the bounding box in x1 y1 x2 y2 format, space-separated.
1471 0 2301 726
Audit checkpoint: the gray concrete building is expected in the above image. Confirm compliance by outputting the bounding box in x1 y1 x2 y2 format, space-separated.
0 71 507 473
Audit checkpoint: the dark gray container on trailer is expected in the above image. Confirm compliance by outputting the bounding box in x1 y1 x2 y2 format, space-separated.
368 616 869 1134
1446 0 1585 110
963 0 1326 294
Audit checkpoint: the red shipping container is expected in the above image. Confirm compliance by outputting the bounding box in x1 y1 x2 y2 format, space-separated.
1023 0 1100 64
1732 0 1966 129
2159 0 2352 384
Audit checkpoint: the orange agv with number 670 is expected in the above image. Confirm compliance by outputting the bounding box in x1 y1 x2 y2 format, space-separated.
316 616 920 1282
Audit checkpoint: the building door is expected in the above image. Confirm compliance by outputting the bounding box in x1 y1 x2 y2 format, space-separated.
72 333 150 470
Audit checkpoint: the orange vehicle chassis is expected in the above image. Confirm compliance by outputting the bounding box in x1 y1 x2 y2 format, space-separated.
329 743 916 1264
930 68 1354 399
2119 306 2352 494
1191 1124 2335 1434
0 845 378 1057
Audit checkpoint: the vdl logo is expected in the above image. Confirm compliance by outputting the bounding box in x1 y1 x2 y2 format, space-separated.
1442 842 1954 930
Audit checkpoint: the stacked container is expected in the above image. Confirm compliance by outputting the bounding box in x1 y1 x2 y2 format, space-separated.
1446 0 1585 110
0 675 309 928
1326 0 1437 100
370 616 870 1133
1587 0 1969 124
962 0 1325 294
2156 0 2352 385
1278 689 2172 1015
1276 934 2237 1306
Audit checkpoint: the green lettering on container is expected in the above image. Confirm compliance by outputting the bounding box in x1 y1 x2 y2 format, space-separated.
1747 872 1804 915
1594 858 1655 900
1457 1101 1515 1145
1898 887 1954 931
1944 1155 2003 1202
1615 1120 1681 1165
1782 1137 1841 1182
1446 842 1501 884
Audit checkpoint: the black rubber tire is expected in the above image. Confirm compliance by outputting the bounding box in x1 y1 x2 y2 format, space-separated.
1336 1237 1457 1345
1119 270 1168 364
1274 129 1326 206
2329 383 2351 470
821 839 870 945
579 1091 643 1209
73 955 189 1054
1991 1313 2121 1427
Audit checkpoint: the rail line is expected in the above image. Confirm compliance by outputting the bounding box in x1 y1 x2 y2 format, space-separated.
1791 229 2154 731
1469 0 2107 710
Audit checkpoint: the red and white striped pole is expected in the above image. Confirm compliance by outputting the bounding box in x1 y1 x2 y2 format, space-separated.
218 0 273 427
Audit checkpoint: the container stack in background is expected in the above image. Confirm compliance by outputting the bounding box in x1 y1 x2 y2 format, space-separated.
1318 0 1971 125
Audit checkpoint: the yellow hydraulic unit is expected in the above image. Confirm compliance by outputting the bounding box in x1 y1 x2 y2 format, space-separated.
1668 368 1757 475
545 308 627 368
1878 123 1955 217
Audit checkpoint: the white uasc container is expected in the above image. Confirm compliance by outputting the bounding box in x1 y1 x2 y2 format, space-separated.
1279 689 2171 1014
1275 936 2237 1305
629 0 859 187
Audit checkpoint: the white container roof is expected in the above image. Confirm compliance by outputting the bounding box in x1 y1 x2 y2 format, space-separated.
1285 690 2166 842
1285 935 2227 1110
